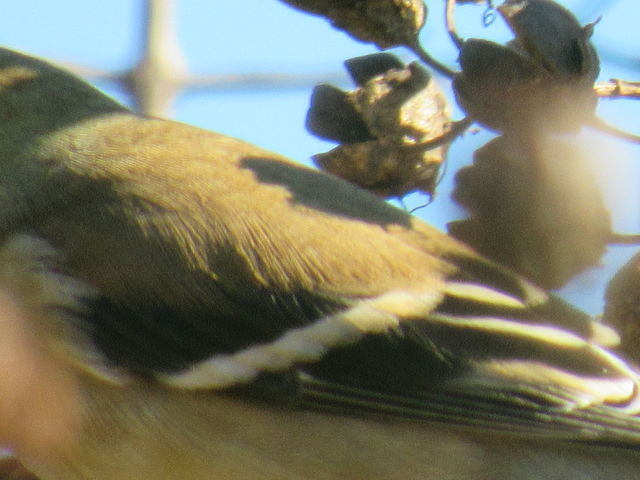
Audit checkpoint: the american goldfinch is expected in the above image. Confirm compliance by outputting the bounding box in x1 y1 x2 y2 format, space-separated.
0 47 639 480
0 456 40 480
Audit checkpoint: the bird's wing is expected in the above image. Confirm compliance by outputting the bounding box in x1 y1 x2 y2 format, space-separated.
154 280 640 446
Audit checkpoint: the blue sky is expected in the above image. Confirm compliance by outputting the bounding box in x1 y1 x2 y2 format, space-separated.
1 0 638 312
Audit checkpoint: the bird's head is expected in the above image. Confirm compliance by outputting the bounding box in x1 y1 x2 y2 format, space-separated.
0 47 126 157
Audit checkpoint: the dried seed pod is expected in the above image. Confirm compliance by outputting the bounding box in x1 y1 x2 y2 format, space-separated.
449 135 611 289
498 0 599 82
279 0 426 49
603 253 640 364
306 84 375 144
453 39 549 133
313 139 442 198
453 0 599 134
307 54 452 199
344 52 405 87
349 62 450 145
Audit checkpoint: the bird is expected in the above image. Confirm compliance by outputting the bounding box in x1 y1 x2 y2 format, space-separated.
0 46 639 480
0 456 40 480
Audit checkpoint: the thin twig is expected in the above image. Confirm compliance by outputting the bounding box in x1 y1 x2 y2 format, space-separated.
595 79 640 100
608 233 640 245
406 38 458 78
446 0 465 50
589 116 640 144
424 117 473 149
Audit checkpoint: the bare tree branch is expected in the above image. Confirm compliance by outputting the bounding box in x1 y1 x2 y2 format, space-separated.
595 79 640 100
446 0 465 50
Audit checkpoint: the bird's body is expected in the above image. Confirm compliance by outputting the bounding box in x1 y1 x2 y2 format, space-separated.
0 47 639 479
21 376 640 480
